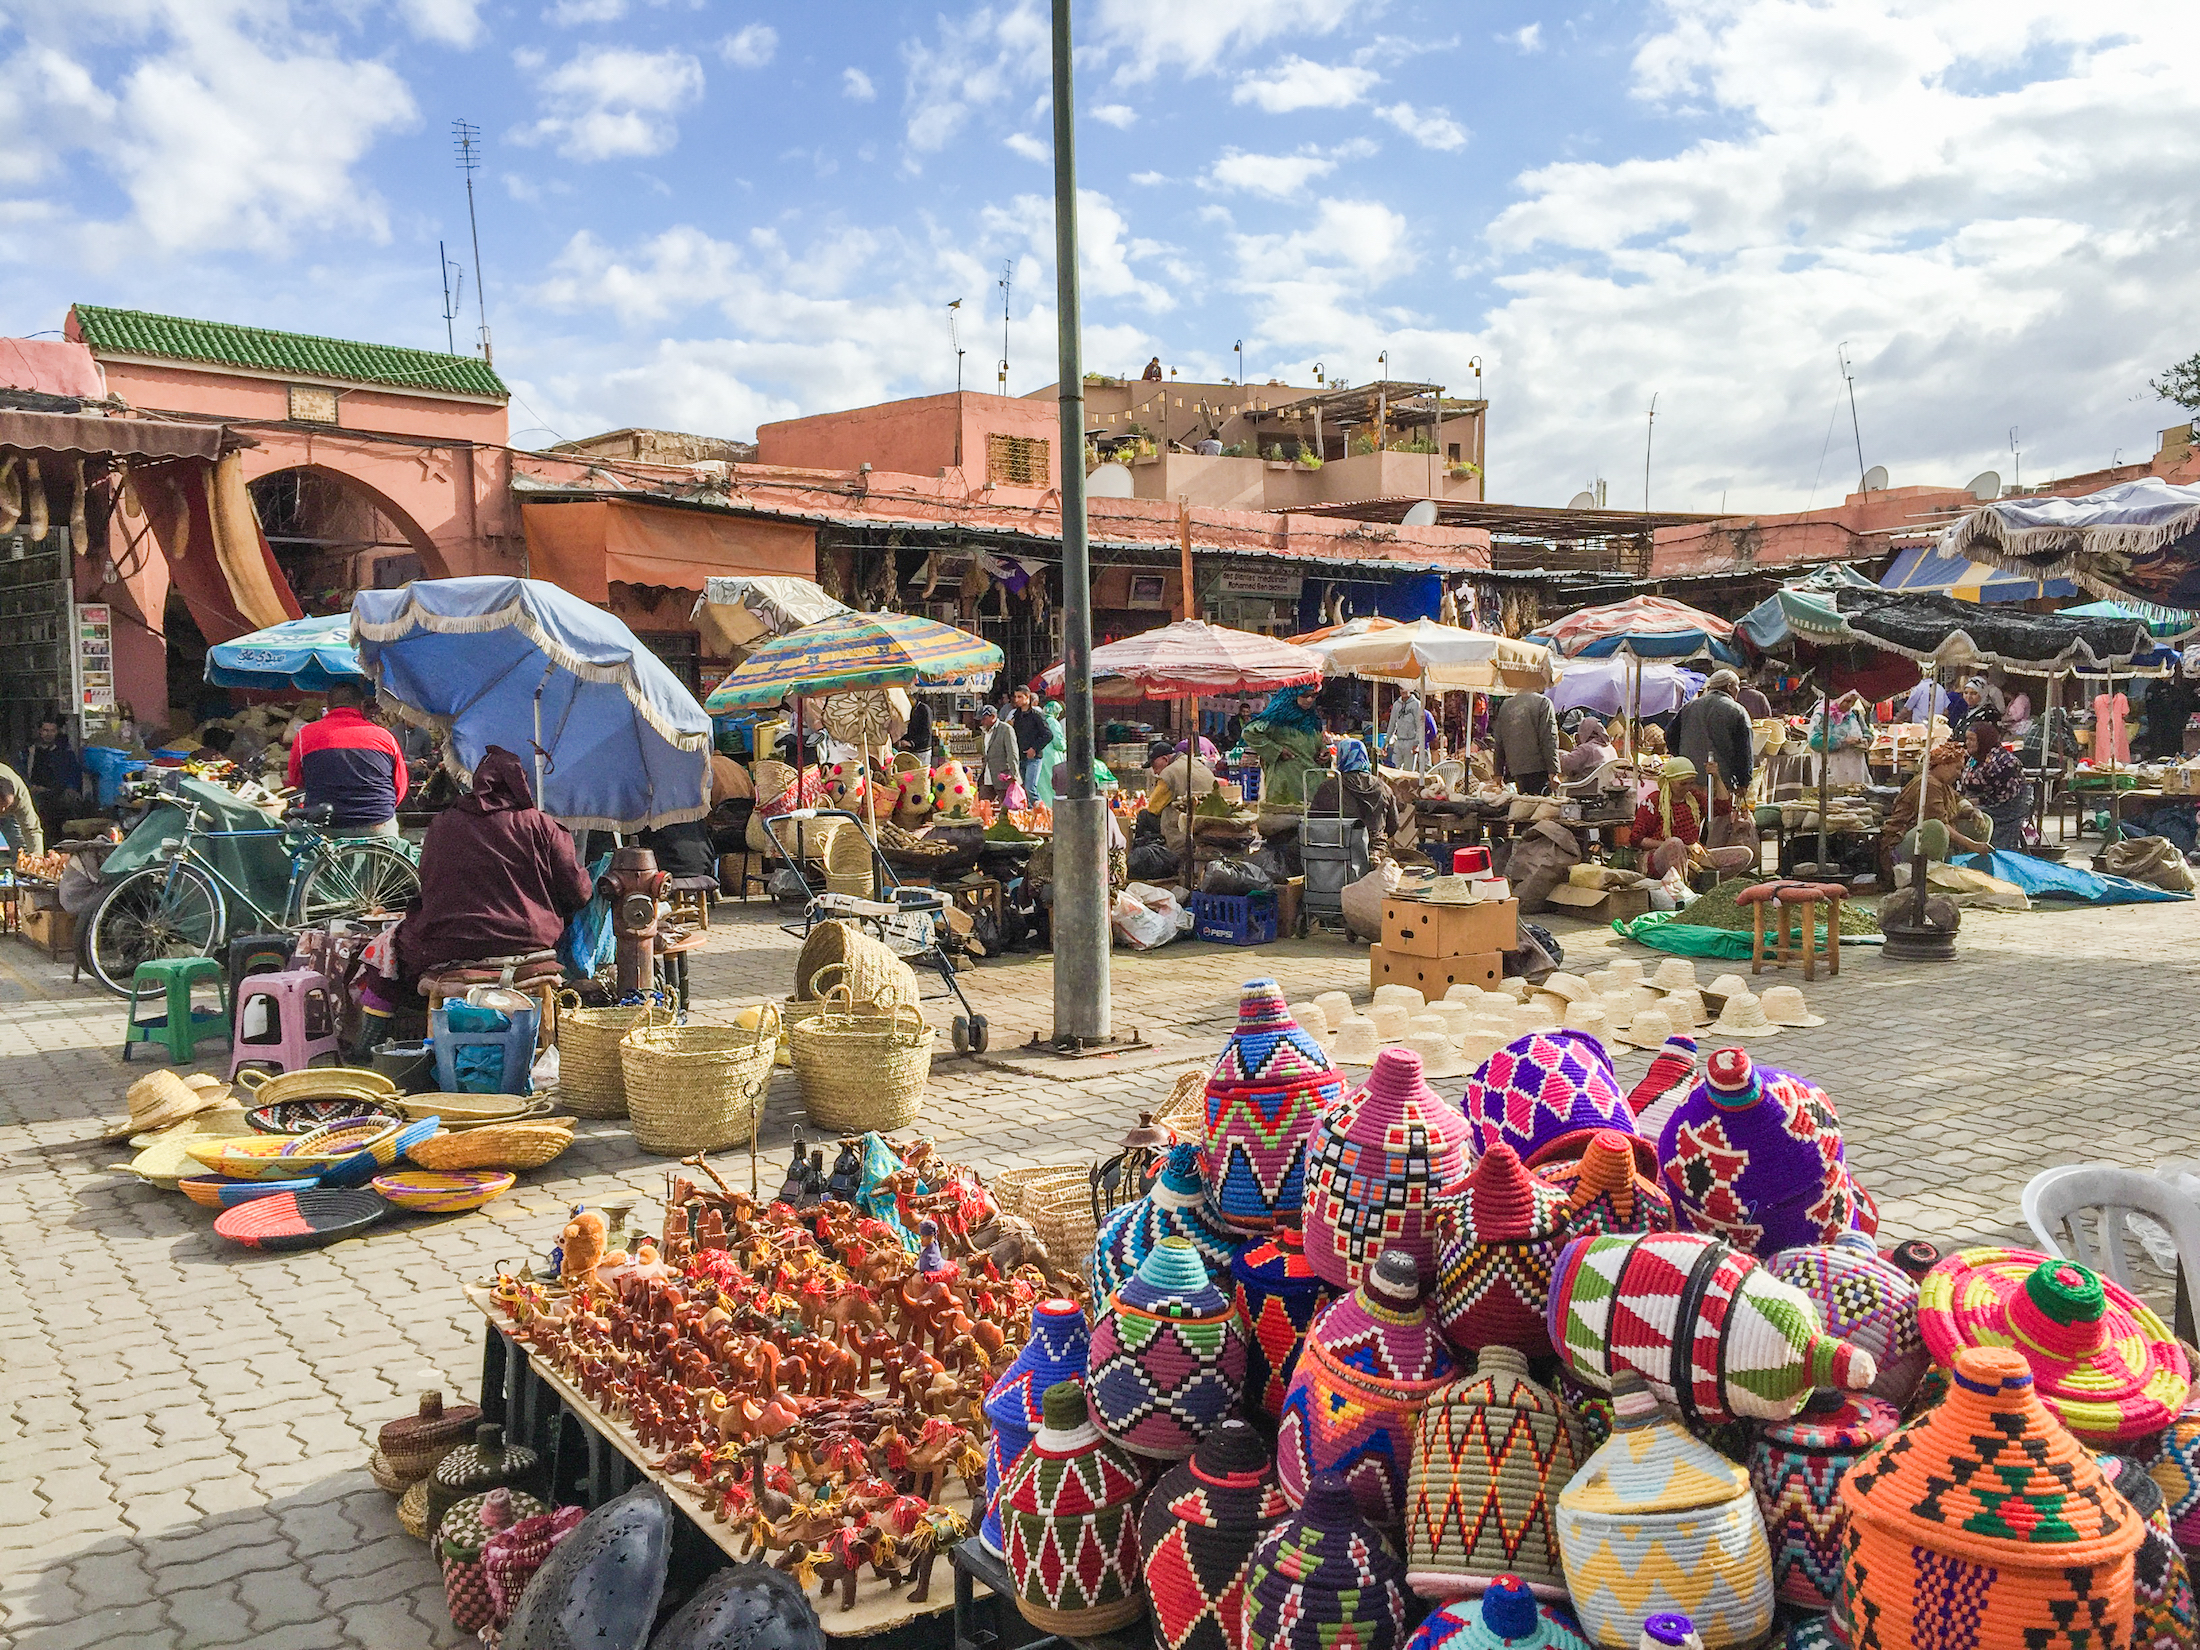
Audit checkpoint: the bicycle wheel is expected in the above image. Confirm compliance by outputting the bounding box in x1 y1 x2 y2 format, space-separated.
296 839 422 926
86 863 227 995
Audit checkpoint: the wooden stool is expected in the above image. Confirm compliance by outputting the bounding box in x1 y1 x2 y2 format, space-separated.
425 973 560 1054
1737 882 1788 975
664 874 718 932
1770 881 1844 981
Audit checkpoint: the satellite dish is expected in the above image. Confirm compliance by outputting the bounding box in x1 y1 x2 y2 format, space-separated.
1567 490 1598 510
1401 499 1439 527
1861 465 1888 493
1086 462 1134 498
1966 470 2002 501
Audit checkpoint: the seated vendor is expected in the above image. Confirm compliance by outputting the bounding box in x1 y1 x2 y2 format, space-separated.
1309 738 1402 858
1631 757 1755 879
395 746 593 990
1879 740 1991 884
638 817 718 881
1958 712 2030 850
1142 738 1216 850
1559 715 1614 781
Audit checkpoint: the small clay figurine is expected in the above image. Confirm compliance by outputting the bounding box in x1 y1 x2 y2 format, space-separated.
559 1209 607 1290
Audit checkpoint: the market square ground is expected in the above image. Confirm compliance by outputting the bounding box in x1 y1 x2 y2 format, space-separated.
4 892 2198 1649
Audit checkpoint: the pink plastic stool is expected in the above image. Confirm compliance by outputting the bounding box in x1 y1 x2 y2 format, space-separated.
227 968 344 1078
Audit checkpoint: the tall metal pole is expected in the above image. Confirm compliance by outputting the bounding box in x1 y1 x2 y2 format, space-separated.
1841 342 1866 492
1049 0 1110 1046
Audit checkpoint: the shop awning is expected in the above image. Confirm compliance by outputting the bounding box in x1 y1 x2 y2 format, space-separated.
519 498 818 602
1879 542 2074 602
0 407 226 461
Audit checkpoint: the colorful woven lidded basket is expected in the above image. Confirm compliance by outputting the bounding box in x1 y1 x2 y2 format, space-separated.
1241 1469 1410 1650
981 1297 1090 1557
2099 1452 2199 1650
439 1486 549 1635
1138 1419 1289 1650
1745 1390 1900 1611
1000 1380 1148 1637
1655 1049 1875 1258
211 1188 389 1252
1278 1248 1459 1529
1463 1029 1655 1173
1089 1140 1242 1296
1555 1377 1776 1650
1535 1128 1675 1242
1766 1231 1929 1409
1916 1246 2193 1447
1201 978 1342 1236
379 1390 482 1484
1405 1345 1584 1602
1231 1219 1337 1421
1549 1229 1878 1426
369 1170 517 1214
180 1173 317 1209
1435 1141 1572 1358
1086 1236 1248 1461
2143 1392 2200 1554
1837 1346 2144 1650
1403 1574 1593 1650
1304 1046 1472 1292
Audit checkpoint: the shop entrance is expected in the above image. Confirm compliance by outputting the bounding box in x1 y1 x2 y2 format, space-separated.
0 517 74 756
247 466 435 616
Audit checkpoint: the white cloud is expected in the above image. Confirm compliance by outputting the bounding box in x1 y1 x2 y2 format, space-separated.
396 0 489 46
514 47 705 161
1004 132 1048 163
720 24 778 69
548 0 626 23
1203 148 1338 201
900 3 1049 156
1087 0 1356 84
981 188 1175 309
1500 23 1542 53
1091 103 1137 129
1231 56 1379 113
1129 169 1168 186
1373 101 1468 152
842 67 877 102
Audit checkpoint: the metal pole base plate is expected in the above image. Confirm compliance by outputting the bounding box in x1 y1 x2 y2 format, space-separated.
1880 927 1958 961
1021 1028 1150 1059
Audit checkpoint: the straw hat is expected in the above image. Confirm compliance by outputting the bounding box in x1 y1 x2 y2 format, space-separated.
1290 1000 1331 1037
1709 990 1782 1038
107 1070 231 1141
1595 992 1639 1032
1494 977 1530 1002
1368 1003 1412 1043
1560 998 1608 1037
1650 958 1698 993
1314 991 1355 1031
1516 1001 1559 1032
1582 969 1615 994
1709 973 1749 999
1374 984 1426 1014
1538 973 1590 1003
1407 1014 1451 1042
1760 985 1825 1027
1455 1029 1506 1073
1614 1005 1677 1052
1605 959 1643 988
1427 1000 1473 1038
1442 983 1486 1005
1662 987 1709 1028
1406 1031 1466 1081
1333 1016 1382 1066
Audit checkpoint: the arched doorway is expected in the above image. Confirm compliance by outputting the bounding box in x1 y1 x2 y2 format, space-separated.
247 465 446 615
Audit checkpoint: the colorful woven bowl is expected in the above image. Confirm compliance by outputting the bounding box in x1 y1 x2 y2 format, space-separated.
180 1174 318 1210
369 1169 516 1214
246 1097 406 1135
185 1134 318 1182
1917 1246 2193 1446
280 1116 433 1189
213 1188 389 1252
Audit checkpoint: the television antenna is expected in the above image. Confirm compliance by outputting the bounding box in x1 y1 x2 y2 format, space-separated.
997 262 1011 393
1643 392 1658 510
1839 341 1866 492
2009 426 2023 491
947 298 964 393
437 240 465 355
452 120 491 364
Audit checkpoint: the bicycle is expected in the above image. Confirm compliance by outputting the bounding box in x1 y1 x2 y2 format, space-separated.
84 798 422 995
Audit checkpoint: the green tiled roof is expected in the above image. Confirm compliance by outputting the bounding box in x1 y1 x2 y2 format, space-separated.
70 304 508 401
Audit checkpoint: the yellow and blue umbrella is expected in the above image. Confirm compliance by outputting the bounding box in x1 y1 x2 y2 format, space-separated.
1880 543 2074 602
703 610 1001 712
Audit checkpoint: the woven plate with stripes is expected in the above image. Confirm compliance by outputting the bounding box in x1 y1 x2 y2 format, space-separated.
212 1189 388 1252
180 1174 318 1211
368 1169 516 1214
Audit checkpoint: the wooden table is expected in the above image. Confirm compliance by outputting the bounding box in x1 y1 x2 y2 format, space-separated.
465 1284 956 1644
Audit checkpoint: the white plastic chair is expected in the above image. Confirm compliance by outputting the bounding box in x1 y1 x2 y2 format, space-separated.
2022 1163 2200 1343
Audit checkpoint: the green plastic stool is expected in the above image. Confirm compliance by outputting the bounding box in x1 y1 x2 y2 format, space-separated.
122 957 232 1065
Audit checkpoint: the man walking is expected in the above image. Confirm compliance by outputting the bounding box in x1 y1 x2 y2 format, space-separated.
1010 686 1052 805
976 704 1020 802
1491 685 1559 795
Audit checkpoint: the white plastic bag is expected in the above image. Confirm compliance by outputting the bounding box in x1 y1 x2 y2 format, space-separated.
1113 883 1181 949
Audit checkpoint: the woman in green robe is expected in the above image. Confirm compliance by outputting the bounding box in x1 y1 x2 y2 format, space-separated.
1241 684 1329 807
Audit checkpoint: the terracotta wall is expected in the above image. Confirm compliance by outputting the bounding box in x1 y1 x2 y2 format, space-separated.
756 392 1062 485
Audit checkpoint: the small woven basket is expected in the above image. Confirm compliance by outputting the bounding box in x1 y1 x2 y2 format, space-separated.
621 1011 780 1156
792 920 918 1006
823 823 876 898
993 1164 1100 1278
1156 1068 1207 1141
789 988 932 1133
406 1122 574 1173
554 995 669 1120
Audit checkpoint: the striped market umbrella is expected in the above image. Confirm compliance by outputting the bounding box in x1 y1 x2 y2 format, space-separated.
1534 594 1741 663
704 610 1002 711
1036 619 1323 701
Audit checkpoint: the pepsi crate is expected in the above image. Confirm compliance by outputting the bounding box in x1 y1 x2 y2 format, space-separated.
1190 889 1277 946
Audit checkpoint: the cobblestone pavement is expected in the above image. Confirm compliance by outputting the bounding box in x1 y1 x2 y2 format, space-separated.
6 878 2200 1646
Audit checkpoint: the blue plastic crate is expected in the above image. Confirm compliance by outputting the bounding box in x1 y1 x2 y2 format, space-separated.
1191 889 1277 946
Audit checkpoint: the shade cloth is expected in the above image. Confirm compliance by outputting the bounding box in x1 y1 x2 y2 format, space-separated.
1547 658 1701 718
1037 620 1323 702
704 609 1001 711
1951 851 2190 905
1879 543 2075 602
1299 617 1557 691
2060 599 2200 642
517 498 818 603
0 407 224 461
204 614 363 693
1944 478 2200 609
1736 563 1879 651
1802 588 2155 672
1532 595 1742 664
354 576 711 832
690 575 850 656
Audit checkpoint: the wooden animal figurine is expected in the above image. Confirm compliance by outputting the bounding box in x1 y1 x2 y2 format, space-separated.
559 1209 607 1289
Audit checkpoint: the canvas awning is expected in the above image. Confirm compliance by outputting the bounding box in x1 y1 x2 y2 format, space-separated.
0 408 226 462
519 498 818 602
1879 542 2074 602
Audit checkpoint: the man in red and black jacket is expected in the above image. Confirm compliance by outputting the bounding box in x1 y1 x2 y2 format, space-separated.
287 680 409 834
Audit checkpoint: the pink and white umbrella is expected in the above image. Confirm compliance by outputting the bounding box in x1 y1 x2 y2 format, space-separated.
1535 595 1738 661
1037 619 1322 702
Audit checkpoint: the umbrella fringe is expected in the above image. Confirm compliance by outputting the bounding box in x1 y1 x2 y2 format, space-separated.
1943 505 2200 566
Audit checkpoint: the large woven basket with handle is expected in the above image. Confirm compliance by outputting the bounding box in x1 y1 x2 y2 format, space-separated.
823 823 877 898
792 920 917 1006
555 995 669 1120
620 1010 781 1156
788 983 932 1133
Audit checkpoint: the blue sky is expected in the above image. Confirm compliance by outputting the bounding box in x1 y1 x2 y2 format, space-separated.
2 1 2194 511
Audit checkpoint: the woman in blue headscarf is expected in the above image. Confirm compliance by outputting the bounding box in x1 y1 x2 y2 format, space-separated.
1310 735 1401 855
1241 683 1328 807
1030 701 1067 805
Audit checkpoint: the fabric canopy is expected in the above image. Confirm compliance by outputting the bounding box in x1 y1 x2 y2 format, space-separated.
0 407 224 461
1942 478 2200 609
2059 598 2200 641
1532 594 1742 663
691 575 850 656
1880 543 2075 602
1738 563 1878 650
204 614 362 692
705 610 1001 711
1038 619 1323 702
1548 657 1702 717
1795 587 2156 672
519 498 819 603
1285 615 1402 647
1300 616 1558 691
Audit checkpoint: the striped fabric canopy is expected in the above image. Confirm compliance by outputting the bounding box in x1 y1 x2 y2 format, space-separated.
1879 543 2075 602
1534 595 1741 663
703 610 1001 711
1036 619 1323 701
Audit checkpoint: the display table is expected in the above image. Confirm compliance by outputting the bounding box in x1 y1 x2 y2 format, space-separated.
466 1284 956 1643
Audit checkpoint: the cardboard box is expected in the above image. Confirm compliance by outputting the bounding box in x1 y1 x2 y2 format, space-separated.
1381 895 1519 958
1370 944 1504 995
1274 875 1303 938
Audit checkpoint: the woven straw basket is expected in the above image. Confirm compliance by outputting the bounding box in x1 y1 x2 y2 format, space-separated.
406 1122 574 1173
992 1163 1099 1278
824 824 876 898
790 989 932 1133
621 1010 780 1156
1156 1068 1206 1140
793 920 918 1006
555 996 669 1119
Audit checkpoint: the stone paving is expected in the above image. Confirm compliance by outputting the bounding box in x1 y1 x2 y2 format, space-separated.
5 877 2200 1647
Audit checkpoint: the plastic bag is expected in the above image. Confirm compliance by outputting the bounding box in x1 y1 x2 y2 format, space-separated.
558 852 616 977
1200 858 1272 897
1112 883 1180 949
